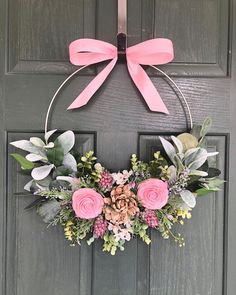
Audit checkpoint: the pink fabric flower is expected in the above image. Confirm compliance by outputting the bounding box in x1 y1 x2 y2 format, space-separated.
72 188 104 219
137 178 169 209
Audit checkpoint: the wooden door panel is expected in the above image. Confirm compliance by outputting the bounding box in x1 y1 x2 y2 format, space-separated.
127 0 229 76
6 132 95 295
8 0 96 74
140 134 227 295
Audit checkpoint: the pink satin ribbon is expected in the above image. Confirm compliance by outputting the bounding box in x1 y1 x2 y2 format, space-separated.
68 38 174 114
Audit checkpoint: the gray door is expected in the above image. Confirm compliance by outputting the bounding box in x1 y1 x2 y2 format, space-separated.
0 0 236 294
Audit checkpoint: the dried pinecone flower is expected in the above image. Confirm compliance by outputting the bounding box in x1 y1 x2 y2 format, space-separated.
103 184 139 224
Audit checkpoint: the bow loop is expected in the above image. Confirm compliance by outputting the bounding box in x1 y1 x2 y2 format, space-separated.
126 38 174 65
69 39 117 65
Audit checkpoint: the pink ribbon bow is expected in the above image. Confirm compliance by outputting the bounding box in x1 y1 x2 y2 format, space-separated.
68 38 174 114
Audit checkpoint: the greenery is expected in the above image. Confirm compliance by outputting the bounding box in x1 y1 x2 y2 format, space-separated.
10 118 224 255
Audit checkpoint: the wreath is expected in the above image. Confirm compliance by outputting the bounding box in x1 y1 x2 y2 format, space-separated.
10 117 224 255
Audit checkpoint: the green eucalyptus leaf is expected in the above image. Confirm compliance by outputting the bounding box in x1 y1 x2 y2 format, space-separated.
11 153 35 170
52 165 73 178
46 139 64 166
77 163 83 169
207 178 225 189
87 236 95 245
196 187 220 196
177 133 198 151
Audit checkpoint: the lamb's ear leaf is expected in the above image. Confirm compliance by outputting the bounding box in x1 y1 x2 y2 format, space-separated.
207 152 219 157
159 136 177 166
10 140 43 155
24 179 34 191
57 131 75 155
30 137 45 147
31 164 54 181
174 155 185 172
190 125 202 140
180 190 196 208
37 200 61 223
26 154 46 162
11 153 35 170
188 170 208 177
187 150 218 170
171 136 184 154
200 117 212 138
56 176 79 191
63 153 77 171
198 137 208 148
188 154 208 170
186 148 208 170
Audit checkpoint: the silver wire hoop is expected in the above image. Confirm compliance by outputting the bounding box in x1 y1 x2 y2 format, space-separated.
44 65 193 136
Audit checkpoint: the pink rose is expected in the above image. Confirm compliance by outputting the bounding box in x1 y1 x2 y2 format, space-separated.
72 188 104 219
137 178 169 209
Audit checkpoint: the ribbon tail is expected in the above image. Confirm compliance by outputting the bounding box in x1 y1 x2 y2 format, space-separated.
67 58 117 110
127 61 169 114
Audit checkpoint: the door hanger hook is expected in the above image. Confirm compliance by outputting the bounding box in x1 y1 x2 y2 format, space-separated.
117 0 127 62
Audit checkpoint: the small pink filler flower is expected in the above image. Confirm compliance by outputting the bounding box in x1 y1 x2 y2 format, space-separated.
93 216 108 238
99 170 113 190
142 209 158 228
137 178 169 210
72 188 104 219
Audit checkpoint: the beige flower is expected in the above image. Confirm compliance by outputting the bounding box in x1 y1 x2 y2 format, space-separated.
103 185 138 224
